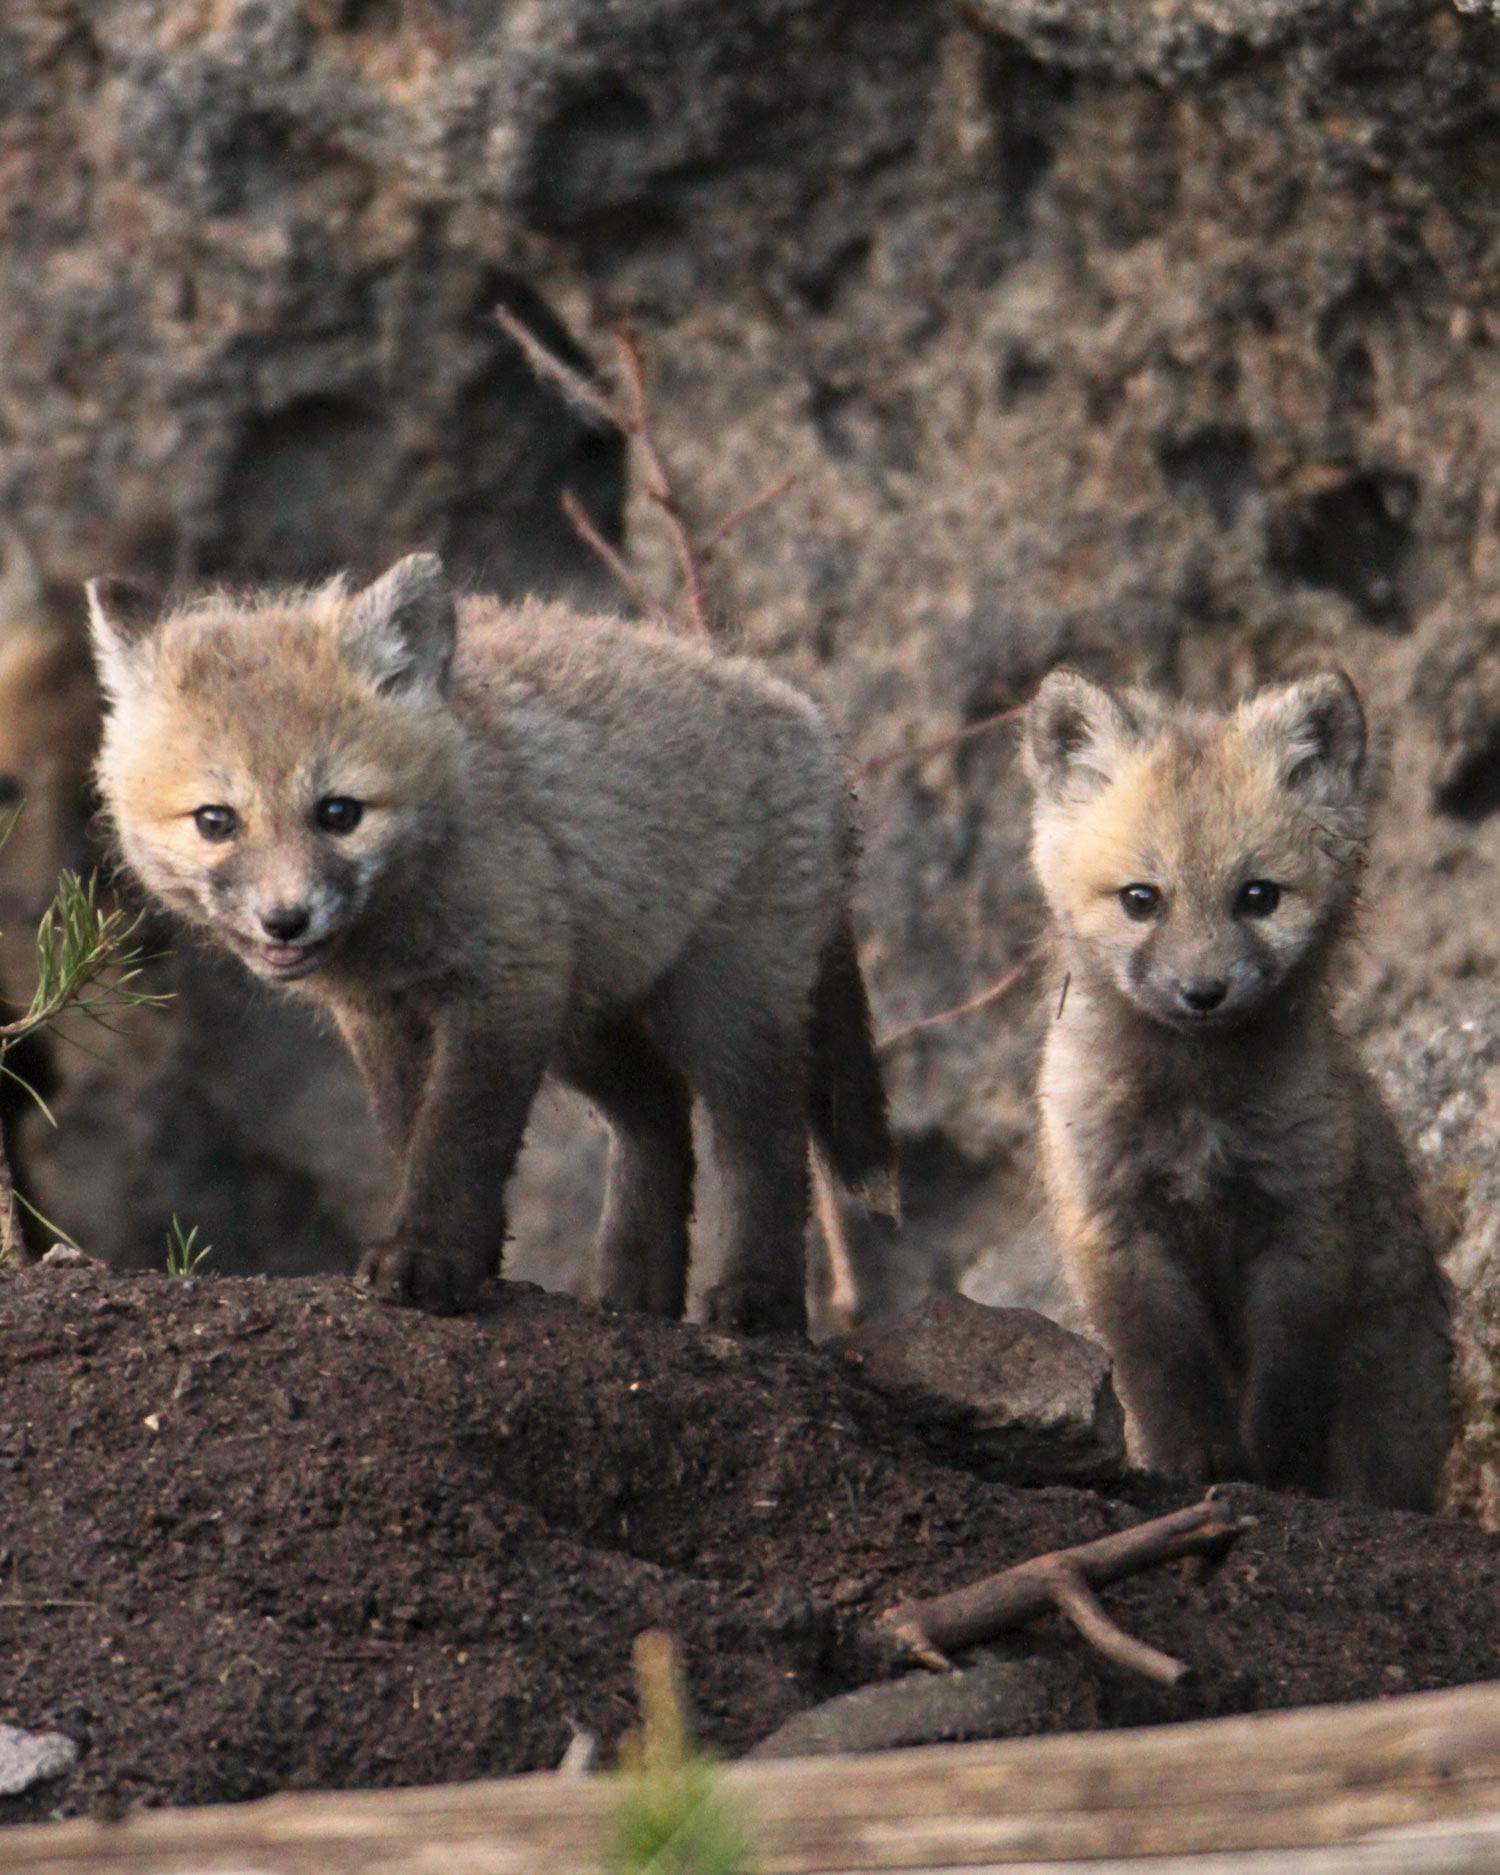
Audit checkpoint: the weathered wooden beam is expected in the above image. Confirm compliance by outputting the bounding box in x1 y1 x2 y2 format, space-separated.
7 1679 1500 1872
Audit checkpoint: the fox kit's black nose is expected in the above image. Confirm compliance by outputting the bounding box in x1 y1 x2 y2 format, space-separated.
261 906 310 942
1181 980 1228 1013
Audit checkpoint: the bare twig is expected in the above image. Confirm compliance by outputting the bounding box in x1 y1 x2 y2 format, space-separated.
614 327 713 636
1044 1566 1195 1687
560 492 676 629
872 1496 1256 1685
493 307 618 431
697 474 799 560
860 706 1020 778
876 951 1040 1055
0 1598 99 1611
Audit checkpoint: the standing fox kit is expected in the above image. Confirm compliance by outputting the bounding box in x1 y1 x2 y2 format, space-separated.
1025 668 1451 1510
87 553 896 1330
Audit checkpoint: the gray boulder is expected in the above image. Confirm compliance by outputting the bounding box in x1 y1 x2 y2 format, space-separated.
843 1293 1126 1483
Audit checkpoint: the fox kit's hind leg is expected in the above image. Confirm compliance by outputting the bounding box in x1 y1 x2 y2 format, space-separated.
559 1015 694 1319
340 994 550 1313
656 945 811 1337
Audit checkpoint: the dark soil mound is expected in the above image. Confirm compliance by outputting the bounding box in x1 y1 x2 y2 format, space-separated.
4 1262 1500 1824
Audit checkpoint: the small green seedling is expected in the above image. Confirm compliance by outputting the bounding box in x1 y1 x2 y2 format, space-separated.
165 1216 214 1278
607 1630 757 1875
0 843 170 1265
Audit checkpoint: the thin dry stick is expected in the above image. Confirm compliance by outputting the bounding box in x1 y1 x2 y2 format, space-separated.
497 306 1033 1060
697 473 799 560
499 305 708 630
873 1496 1255 1686
876 951 1040 1055
493 306 618 431
614 326 712 636
560 491 676 629
861 706 1021 778
0 1598 99 1610
1044 1567 1193 1687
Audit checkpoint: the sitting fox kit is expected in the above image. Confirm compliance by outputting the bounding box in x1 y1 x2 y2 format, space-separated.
1025 668 1452 1510
87 553 896 1330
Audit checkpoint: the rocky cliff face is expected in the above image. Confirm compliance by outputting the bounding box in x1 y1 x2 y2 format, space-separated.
8 0 1500 1498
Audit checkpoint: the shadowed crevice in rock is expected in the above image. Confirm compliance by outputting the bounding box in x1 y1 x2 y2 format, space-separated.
1269 469 1419 627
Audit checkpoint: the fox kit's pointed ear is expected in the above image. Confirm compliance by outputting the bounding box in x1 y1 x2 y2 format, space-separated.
85 576 160 700
342 553 455 696
1240 671 1367 802
1024 669 1140 802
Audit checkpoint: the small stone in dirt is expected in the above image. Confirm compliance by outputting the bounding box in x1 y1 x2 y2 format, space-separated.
841 1293 1127 1483
0 1723 78 1796
746 1655 1095 1757
38 1245 100 1269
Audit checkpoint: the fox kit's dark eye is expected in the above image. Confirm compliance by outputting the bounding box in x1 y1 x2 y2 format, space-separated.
0 773 23 810
193 805 238 843
314 796 364 835
1119 883 1163 921
1236 879 1281 918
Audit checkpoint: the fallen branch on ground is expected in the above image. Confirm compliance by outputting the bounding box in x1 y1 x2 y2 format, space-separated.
872 1495 1256 1686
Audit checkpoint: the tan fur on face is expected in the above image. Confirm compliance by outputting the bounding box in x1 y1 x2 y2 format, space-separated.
97 589 465 953
1030 680 1368 1030
1044 729 1353 972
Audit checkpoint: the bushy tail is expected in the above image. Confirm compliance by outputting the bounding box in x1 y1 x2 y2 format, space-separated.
806 918 900 1222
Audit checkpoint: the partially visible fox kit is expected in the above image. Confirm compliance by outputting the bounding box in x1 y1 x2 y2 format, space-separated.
88 553 896 1330
1024 668 1451 1510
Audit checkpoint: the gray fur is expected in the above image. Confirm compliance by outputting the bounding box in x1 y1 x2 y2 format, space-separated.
88 554 897 1328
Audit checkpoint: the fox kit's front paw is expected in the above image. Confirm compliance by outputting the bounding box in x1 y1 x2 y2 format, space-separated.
356 1238 488 1315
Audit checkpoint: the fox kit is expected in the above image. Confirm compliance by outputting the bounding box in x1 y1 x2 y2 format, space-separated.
1024 668 1451 1510
87 553 896 1330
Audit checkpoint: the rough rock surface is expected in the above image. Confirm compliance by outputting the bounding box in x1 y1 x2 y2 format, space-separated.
747 1654 1094 1759
841 1293 1126 1482
6 0 1500 1495
0 1725 77 1800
